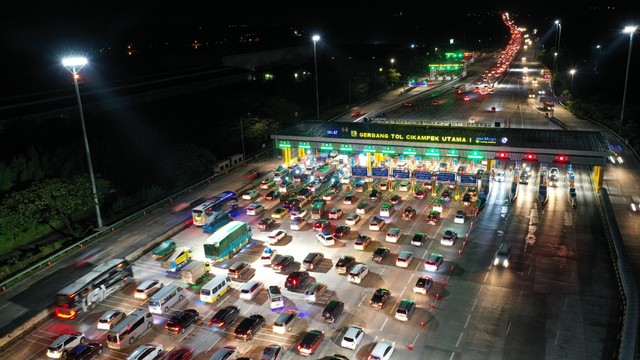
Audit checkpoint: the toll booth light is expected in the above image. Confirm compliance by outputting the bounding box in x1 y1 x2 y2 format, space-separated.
381 147 396 155
298 143 311 149
340 145 353 152
403 148 417 156
524 153 535 160
363 146 376 153
555 155 568 162
467 151 483 160
446 149 459 157
278 141 292 149
425 149 440 157
497 152 508 159
320 144 334 151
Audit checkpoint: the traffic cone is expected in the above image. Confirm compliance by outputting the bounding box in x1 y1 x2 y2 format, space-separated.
442 280 447 287
420 321 425 328
409 344 413 350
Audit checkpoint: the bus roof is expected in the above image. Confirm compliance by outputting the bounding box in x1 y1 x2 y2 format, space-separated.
57 259 128 296
205 221 246 245
108 308 149 334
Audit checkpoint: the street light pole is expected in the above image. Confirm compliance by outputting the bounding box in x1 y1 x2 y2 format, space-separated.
620 25 637 133
312 34 320 120
62 56 103 229
554 20 561 74
569 69 576 93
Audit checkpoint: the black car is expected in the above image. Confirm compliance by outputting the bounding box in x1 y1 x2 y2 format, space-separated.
369 190 380 200
462 193 472 205
257 217 276 231
402 206 417 220
297 330 324 356
333 225 351 239
264 190 280 201
369 288 391 310
372 247 390 263
285 270 311 290
335 255 356 274
208 305 240 328
66 343 103 360
165 309 199 334
411 233 426 246
302 252 325 270
234 314 265 341
271 254 295 272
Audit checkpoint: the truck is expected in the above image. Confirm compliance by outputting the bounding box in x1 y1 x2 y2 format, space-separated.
314 164 336 183
162 247 193 272
180 261 209 286
204 221 253 262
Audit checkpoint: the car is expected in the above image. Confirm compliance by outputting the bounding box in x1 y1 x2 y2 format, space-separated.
260 178 275 189
271 207 289 219
242 190 259 200
464 95 471 101
441 229 458 246
234 314 265 341
47 332 85 359
369 288 391 310
630 195 640 212
152 239 176 259
343 193 357 204
369 216 385 231
267 229 287 244
285 271 311 290
369 190 380 200
239 280 264 300
396 251 414 268
306 181 322 192
432 199 444 212
441 190 451 201
372 247 390 263
328 207 343 219
267 286 285 309
209 346 238 360
425 253 444 271
354 234 372 250
164 348 193 360
494 242 512 267
368 339 395 360
316 230 335 246
398 181 410 191
385 227 402 243
356 201 370 214
165 309 199 334
413 276 433 294
467 186 478 196
208 305 240 328
347 264 369 284
97 309 126 330
402 206 416 220
261 247 277 265
335 255 356 274
454 210 466 224
379 180 389 190
289 207 308 218
341 325 365 350
127 343 164 360
495 171 506 182
302 252 325 270
313 219 330 231
426 210 440 225
271 254 295 272
608 151 624 164
273 310 299 334
262 344 284 360
395 299 416 321
243 169 259 181
279 181 291 193
297 330 324 356
345 213 361 225
462 193 472 206
411 233 426 246
333 225 350 239
264 190 280 201
414 188 427 199
282 197 301 210
66 343 103 360
290 216 307 230
390 194 402 204
228 261 251 280
257 217 276 231
322 190 337 201
304 282 328 303
431 101 440 106
246 203 265 216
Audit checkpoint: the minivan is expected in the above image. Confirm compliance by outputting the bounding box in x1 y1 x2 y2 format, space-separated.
322 300 344 323
304 282 327 303
273 310 298 334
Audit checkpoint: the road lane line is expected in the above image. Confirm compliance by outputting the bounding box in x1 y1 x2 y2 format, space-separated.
207 337 221 351
455 332 463 347
464 314 471 328
400 286 406 297
564 297 568 310
358 294 367 307
505 322 512 336
379 318 388 331
449 353 456 360
555 330 560 344
471 298 478 311
483 272 489 282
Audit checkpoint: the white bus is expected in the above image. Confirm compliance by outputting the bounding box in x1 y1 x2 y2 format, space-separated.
200 274 232 303
148 285 184 314
191 191 238 227
106 308 153 350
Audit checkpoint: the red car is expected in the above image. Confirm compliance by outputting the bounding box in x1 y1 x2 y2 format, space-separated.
243 169 259 180
165 348 193 360
333 225 351 239
313 220 330 231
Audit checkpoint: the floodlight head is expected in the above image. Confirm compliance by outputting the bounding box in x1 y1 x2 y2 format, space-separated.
62 57 88 67
555 20 560 25
312 34 320 42
623 25 637 34
570 69 576 75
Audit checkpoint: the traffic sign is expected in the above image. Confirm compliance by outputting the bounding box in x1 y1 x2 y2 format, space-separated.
415 171 433 181
372 167 389 177
460 174 477 184
392 169 411 179
351 166 368 177
437 172 456 182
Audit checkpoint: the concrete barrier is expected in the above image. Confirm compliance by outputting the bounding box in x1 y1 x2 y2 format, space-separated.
0 309 50 349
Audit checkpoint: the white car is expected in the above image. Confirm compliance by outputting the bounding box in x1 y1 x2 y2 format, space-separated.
290 216 307 230
242 190 259 200
441 230 458 246
425 253 444 272
369 340 395 360
260 247 277 265
97 309 126 330
385 228 402 243
290 208 308 219
246 203 264 216
47 332 85 358
395 251 413 268
398 181 410 191
239 280 264 300
413 276 433 294
495 171 505 182
267 229 287 245
369 216 385 231
432 200 443 213
127 343 163 360
316 231 335 246
454 210 466 224
134 279 163 299
347 264 369 284
345 213 361 225
341 325 365 350
328 208 343 219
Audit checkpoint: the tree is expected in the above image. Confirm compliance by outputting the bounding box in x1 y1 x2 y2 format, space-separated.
0 176 114 238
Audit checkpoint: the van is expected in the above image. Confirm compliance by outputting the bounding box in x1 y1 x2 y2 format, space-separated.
267 286 285 310
304 282 327 303
273 310 298 334
149 285 184 314
380 203 394 217
322 300 344 323
200 274 232 303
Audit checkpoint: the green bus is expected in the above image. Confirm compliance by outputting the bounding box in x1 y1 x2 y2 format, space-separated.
204 221 252 262
311 201 325 219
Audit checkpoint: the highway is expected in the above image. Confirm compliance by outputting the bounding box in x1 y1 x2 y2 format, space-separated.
0 21 631 360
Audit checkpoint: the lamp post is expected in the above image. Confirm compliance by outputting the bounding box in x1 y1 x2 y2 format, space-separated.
620 25 637 133
62 56 103 229
312 34 320 120
569 69 576 93
240 114 249 161
390 58 395 68
554 20 561 74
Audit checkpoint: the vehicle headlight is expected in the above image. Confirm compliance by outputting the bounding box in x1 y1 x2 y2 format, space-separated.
632 204 638 212
617 156 624 164
503 260 509 267
493 258 499 266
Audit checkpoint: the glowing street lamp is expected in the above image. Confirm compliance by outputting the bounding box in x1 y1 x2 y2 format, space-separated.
554 20 561 73
312 34 321 120
619 25 637 133
62 56 103 229
569 69 576 93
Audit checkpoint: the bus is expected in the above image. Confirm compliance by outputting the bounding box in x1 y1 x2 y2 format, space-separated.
311 201 325 219
200 274 232 303
192 191 239 227
204 221 252 262
54 258 132 320
106 308 154 350
148 285 185 314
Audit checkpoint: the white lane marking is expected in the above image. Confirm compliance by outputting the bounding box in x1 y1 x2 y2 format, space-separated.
379 318 389 332
505 322 512 336
455 332 464 347
471 298 478 311
464 314 471 328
